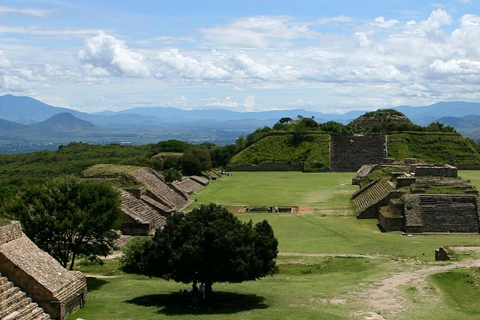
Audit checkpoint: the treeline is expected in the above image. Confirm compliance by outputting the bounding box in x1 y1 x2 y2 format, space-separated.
0 140 238 200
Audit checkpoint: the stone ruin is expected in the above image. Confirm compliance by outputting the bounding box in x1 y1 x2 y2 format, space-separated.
119 169 209 236
120 189 167 235
0 222 86 320
328 133 387 172
351 162 480 234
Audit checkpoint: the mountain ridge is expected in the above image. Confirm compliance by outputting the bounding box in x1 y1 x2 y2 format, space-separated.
2 94 480 153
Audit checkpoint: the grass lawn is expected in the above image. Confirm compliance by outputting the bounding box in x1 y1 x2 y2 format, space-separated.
68 171 480 320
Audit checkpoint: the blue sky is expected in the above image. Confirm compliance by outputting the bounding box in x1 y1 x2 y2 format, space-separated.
1 0 479 113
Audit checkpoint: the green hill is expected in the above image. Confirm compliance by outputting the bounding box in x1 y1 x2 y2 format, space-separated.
229 132 330 172
387 132 480 165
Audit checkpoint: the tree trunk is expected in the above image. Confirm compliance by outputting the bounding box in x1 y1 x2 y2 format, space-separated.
205 281 213 301
69 252 76 270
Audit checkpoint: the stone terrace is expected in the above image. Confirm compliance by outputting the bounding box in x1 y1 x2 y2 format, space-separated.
120 189 167 235
130 168 192 211
0 222 86 320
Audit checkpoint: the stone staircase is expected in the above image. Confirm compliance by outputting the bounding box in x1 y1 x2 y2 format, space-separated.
175 176 208 194
0 223 87 320
0 274 50 320
120 190 167 235
330 134 387 172
352 178 395 218
130 168 192 211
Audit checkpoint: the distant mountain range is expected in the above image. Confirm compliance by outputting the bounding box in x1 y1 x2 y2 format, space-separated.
2 94 480 153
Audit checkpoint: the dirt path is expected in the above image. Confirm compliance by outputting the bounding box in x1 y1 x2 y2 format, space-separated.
359 258 480 319
280 249 480 319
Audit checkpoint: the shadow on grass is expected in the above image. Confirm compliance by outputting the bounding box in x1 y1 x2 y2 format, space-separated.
125 291 268 315
86 277 109 291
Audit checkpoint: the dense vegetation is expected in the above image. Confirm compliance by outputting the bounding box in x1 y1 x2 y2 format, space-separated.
0 140 237 201
3 176 122 269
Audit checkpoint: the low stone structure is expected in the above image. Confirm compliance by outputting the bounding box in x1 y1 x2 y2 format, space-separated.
351 162 480 234
403 194 480 233
174 176 209 195
0 222 86 320
412 164 458 177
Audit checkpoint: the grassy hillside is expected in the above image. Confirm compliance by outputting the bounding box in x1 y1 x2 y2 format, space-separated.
229 132 330 172
387 132 480 165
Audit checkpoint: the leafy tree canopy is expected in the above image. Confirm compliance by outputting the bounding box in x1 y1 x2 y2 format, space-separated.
3 175 122 270
163 167 182 182
121 203 278 299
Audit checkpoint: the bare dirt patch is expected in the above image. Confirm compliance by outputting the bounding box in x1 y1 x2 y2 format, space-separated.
354 250 480 319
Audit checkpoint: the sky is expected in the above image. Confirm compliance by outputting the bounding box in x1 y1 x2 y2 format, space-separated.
1 0 480 114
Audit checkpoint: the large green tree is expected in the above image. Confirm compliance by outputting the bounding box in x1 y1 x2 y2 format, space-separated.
4 175 122 270
121 203 278 299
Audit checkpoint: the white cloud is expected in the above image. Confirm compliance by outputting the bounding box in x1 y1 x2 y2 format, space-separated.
78 32 150 78
0 25 100 37
154 49 229 80
0 6 56 17
0 51 12 68
373 17 400 29
430 58 480 73
202 16 317 48
355 32 370 48
206 96 238 108
244 95 255 110
0 75 29 91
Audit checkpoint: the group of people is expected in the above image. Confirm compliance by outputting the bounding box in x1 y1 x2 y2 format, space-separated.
189 281 205 308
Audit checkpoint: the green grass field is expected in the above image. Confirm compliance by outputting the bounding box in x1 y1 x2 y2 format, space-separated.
68 171 480 320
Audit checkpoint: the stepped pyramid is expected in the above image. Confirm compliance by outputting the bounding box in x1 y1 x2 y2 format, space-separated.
0 222 86 320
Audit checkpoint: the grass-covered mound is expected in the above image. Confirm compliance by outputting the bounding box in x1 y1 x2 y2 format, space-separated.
387 132 480 166
228 132 330 172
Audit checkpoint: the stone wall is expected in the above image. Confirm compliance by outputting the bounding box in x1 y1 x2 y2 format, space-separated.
404 194 480 233
412 164 458 177
0 223 86 320
330 134 387 172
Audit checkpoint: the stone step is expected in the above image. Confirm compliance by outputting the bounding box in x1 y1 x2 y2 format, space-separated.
0 292 31 318
0 286 19 302
0 281 15 296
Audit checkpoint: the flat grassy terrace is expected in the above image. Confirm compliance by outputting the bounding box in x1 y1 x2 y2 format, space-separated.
68 171 480 320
